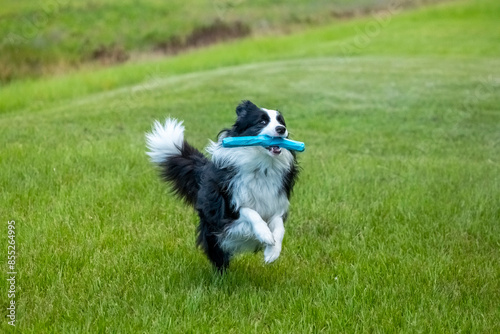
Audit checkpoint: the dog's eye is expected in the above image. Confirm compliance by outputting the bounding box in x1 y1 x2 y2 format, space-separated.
260 120 267 124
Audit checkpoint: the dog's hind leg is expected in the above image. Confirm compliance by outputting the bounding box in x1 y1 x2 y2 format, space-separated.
197 227 230 273
207 234 231 273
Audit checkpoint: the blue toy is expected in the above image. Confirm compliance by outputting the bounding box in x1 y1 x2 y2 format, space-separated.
222 135 305 152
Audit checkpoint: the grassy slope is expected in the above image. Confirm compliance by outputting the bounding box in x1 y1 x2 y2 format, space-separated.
1 0 500 332
0 0 398 82
1 0 499 114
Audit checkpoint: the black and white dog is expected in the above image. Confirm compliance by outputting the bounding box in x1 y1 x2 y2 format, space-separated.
146 100 299 271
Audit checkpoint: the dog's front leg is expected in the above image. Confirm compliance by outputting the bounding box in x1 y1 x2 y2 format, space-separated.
264 216 285 263
239 208 275 246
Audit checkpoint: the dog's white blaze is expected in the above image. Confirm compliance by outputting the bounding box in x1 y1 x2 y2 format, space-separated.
146 118 184 163
261 108 288 137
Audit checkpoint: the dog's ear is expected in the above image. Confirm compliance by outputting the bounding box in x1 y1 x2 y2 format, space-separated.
236 100 259 117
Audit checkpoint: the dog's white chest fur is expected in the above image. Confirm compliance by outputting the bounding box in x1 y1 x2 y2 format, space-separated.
230 161 289 221
207 144 293 222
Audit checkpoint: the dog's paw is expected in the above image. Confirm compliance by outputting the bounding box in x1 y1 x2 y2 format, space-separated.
255 225 275 246
264 245 281 263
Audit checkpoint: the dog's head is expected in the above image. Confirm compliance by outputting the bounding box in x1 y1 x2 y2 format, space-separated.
229 100 288 156
230 100 288 155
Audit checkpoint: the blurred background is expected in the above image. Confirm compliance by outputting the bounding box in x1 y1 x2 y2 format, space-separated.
1 0 444 83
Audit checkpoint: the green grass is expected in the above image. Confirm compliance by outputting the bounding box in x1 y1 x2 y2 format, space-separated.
1 0 499 114
1 0 500 332
0 0 410 83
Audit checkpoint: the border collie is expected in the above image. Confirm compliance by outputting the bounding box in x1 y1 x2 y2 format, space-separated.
146 100 299 271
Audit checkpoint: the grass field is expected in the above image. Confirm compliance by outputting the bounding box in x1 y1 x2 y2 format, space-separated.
1 0 500 332
0 0 425 83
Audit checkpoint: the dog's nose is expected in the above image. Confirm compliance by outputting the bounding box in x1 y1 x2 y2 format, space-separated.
275 126 286 135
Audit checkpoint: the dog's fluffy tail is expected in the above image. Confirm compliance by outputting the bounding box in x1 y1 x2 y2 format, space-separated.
146 118 208 206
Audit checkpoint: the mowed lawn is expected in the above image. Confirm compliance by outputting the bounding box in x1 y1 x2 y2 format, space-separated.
1 0 499 332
